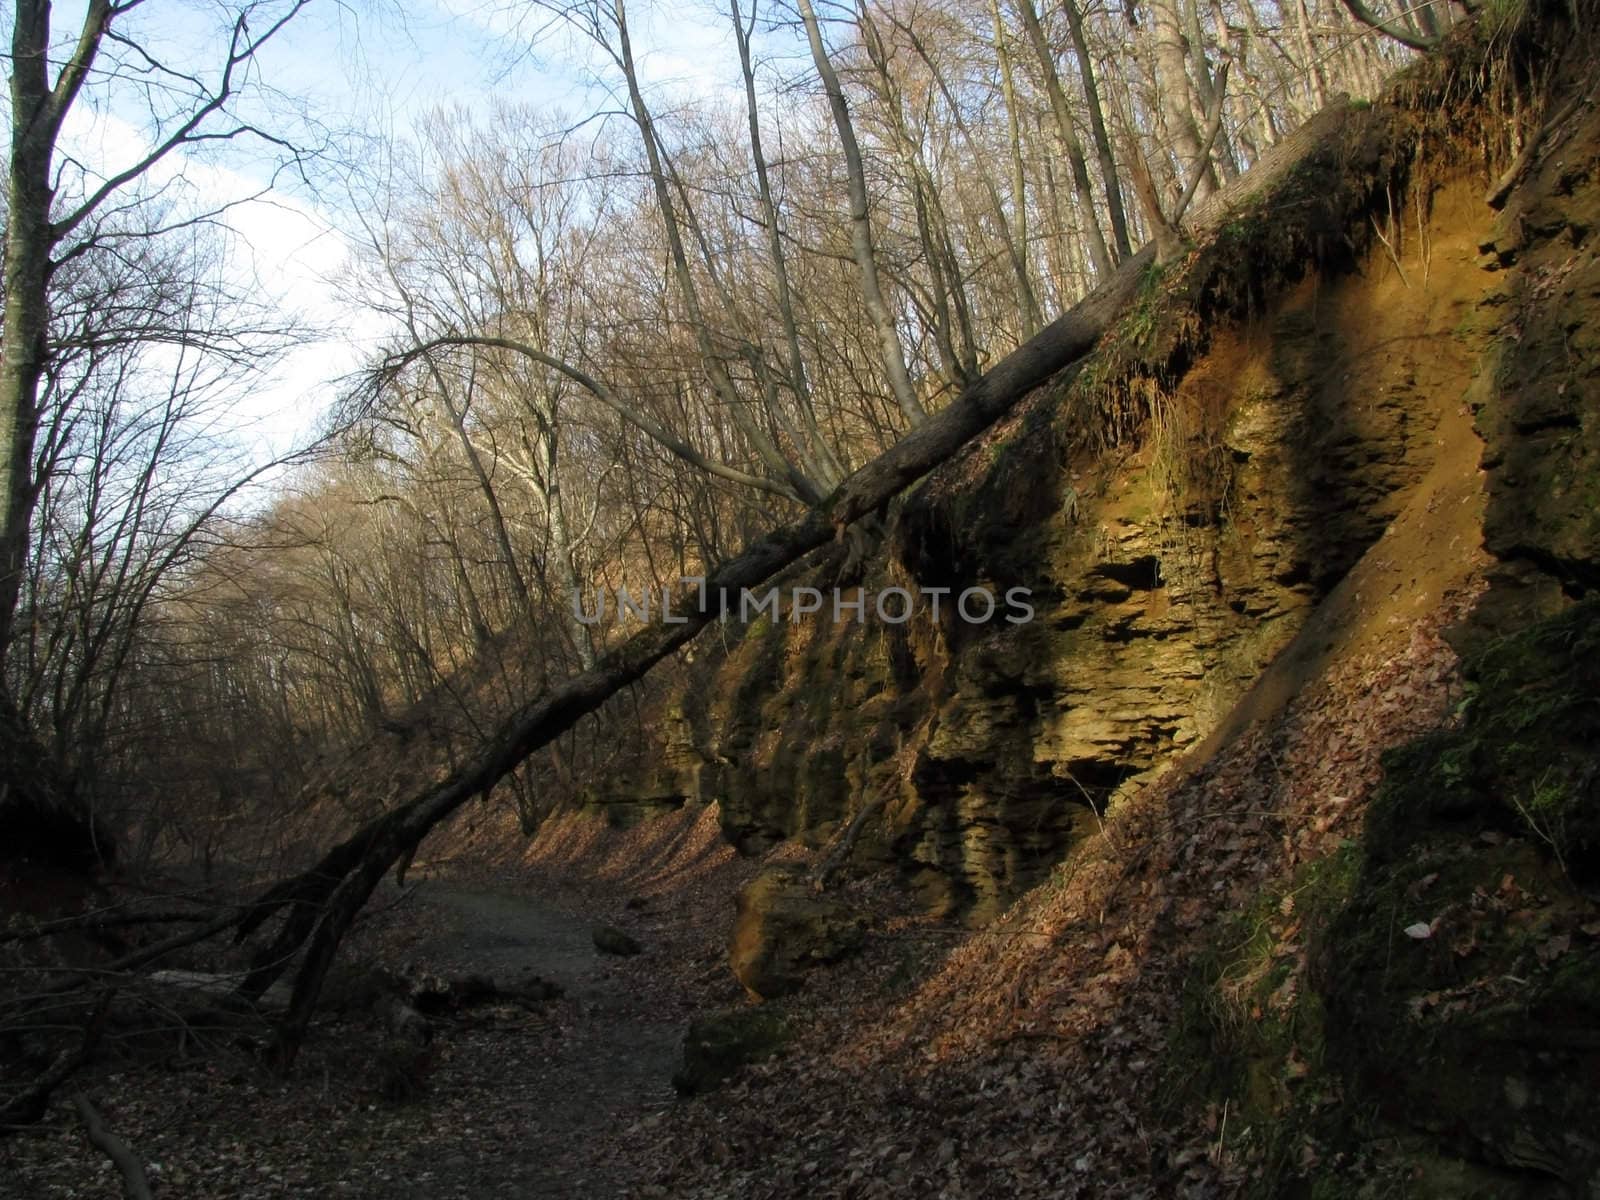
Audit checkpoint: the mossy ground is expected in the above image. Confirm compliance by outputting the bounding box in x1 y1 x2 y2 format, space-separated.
1164 843 1362 1195
1172 602 1600 1197
671 1006 791 1096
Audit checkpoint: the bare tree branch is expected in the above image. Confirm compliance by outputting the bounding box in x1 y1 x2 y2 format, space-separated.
381 336 801 501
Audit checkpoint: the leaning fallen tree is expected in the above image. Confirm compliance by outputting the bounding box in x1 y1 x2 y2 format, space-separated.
6 14 1546 1109
238 238 1157 1061
234 75 1467 1063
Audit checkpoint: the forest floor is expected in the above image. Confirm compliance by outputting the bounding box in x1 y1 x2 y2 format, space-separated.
0 849 737 1199
356 882 684 1198
5 766 893 1199
1 798 952 1199
10 53 1597 1197
0 544 1551 1200
0 229 1505 1200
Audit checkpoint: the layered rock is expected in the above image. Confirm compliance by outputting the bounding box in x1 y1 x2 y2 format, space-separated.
576 139 1496 922
579 703 709 828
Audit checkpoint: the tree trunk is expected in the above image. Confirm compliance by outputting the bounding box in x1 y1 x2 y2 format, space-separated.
1013 0 1116 279
730 0 848 488
989 0 1043 332
1061 0 1133 260
1148 0 1218 204
71 1094 155 1200
233 74 1400 1071
1 2 93 865
245 243 1155 1064
610 0 823 504
795 0 927 428
886 3 1037 345
857 7 976 390
431 368 535 619
0 0 61 658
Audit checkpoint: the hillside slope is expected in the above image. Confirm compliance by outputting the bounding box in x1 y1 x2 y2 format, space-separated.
501 10 1597 1197
537 26 1584 944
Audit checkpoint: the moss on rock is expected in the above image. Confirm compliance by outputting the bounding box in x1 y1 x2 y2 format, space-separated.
728 867 865 999
1315 601 1600 1194
1168 604 1600 1196
672 1007 790 1096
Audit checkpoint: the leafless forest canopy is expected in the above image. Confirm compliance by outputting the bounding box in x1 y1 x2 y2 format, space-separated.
1 0 1445 868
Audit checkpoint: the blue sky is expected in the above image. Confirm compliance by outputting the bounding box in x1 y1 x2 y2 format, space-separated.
47 0 793 458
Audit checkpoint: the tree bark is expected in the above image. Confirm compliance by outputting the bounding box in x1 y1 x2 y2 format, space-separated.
730 0 848 488
245 243 1154 1064
857 6 977 390
0 2 98 865
1 0 109 655
72 1094 155 1200
795 0 927 428
1061 0 1134 261
1012 0 1116 279
423 362 535 619
1337 0 1441 50
609 0 823 504
1148 0 1218 205
1 0 310 870
989 0 1044 331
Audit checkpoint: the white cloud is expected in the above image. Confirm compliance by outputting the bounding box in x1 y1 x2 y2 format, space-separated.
45 0 806 475
428 0 748 111
56 102 379 460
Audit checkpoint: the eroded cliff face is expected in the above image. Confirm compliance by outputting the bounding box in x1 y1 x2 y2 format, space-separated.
521 17 1600 1194
1468 112 1600 631
583 117 1539 922
880 240 1490 916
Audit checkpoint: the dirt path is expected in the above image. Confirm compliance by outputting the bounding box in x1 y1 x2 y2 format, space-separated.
3 812 753 1200
382 885 684 1198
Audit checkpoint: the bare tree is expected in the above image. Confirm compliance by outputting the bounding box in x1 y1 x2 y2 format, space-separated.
1 0 315 863
988 0 1042 330
1011 0 1116 277
1338 0 1455 51
794 0 928 427
247 241 1154 1064
1061 0 1133 259
730 0 850 487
